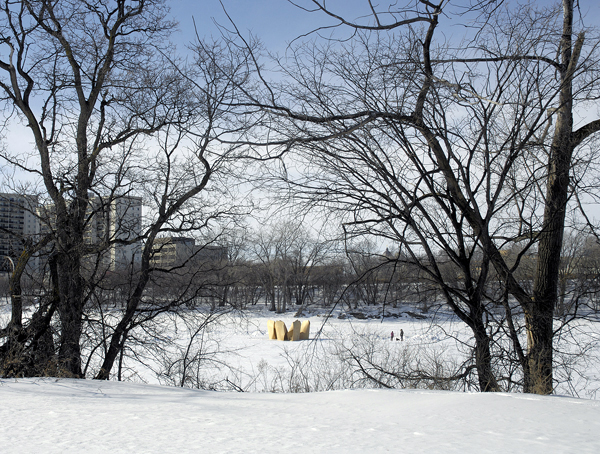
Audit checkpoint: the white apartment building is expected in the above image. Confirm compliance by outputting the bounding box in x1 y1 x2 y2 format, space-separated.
109 196 142 269
37 195 142 272
86 196 143 270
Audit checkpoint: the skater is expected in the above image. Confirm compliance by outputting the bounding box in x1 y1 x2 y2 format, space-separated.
400 329 404 341
390 331 394 341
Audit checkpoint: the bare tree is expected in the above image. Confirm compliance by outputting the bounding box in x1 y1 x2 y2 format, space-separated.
0 1 257 379
249 220 331 313
94 36 258 379
251 221 297 313
0 0 182 376
236 0 600 393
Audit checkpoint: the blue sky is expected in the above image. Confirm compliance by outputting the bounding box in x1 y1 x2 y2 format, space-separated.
170 0 600 53
170 0 330 52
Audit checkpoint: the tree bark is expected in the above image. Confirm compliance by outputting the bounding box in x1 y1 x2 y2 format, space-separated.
56 253 86 377
472 321 499 392
527 0 579 394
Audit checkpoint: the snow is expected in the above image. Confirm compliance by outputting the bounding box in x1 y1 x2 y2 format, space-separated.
2 308 600 452
1 378 599 453
128 308 600 397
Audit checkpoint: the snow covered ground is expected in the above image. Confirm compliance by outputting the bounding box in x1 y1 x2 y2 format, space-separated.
111 308 483 393
120 307 600 397
1 377 600 453
2 306 600 452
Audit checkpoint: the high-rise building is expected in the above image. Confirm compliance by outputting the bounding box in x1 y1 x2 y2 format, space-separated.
37 195 142 271
83 196 142 270
107 196 142 270
0 193 39 271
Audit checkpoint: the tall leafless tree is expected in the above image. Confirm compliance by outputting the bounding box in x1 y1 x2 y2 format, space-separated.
236 0 600 393
0 1 257 379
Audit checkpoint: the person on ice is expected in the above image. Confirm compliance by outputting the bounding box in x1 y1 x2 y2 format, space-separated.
390 331 394 341
400 329 404 341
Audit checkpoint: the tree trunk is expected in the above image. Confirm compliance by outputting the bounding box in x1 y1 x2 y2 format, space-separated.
472 322 499 392
95 230 156 380
526 0 579 394
56 254 86 377
523 306 554 393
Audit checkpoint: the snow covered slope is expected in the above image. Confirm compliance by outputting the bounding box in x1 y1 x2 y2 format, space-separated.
1 378 599 453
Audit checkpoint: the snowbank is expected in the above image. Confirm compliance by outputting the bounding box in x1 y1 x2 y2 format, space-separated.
1 378 599 453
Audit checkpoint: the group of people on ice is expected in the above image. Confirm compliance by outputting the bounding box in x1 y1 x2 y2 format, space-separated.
390 329 404 341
